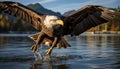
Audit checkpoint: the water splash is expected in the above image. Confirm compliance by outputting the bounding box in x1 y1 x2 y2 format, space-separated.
34 51 43 62
33 50 82 64
33 45 82 63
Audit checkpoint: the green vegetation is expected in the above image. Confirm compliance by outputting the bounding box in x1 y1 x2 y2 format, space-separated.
0 6 120 33
0 3 61 33
0 14 36 33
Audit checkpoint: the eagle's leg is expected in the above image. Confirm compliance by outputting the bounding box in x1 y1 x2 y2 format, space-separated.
31 32 45 52
46 37 58 55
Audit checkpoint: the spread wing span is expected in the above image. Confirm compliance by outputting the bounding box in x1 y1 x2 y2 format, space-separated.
62 5 115 35
0 1 45 30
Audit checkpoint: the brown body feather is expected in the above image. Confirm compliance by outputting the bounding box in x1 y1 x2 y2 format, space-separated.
28 33 71 48
62 5 115 36
0 1 116 55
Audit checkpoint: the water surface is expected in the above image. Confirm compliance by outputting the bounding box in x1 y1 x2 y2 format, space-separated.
0 34 120 69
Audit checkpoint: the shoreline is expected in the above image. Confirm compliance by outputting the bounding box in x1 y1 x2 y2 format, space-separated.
0 33 120 37
83 31 120 34
0 31 120 34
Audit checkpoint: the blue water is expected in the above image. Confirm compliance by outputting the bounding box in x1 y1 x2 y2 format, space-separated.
0 34 120 69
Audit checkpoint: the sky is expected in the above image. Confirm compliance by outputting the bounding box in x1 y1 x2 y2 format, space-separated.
1 0 120 14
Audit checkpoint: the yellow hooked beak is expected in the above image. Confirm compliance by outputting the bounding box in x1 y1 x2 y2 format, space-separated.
56 20 64 26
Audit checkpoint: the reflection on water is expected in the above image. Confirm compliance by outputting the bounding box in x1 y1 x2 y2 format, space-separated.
0 34 120 69
30 63 69 69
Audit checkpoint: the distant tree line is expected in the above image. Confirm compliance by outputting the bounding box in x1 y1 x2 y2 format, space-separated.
0 8 120 33
0 3 61 33
85 9 120 32
0 14 36 33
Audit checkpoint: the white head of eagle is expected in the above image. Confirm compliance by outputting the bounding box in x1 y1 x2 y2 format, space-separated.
44 15 64 31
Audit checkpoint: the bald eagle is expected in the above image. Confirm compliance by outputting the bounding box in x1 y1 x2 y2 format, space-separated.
0 1 115 55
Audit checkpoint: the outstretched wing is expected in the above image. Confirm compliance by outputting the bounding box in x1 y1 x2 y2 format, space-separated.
62 5 115 36
0 1 45 30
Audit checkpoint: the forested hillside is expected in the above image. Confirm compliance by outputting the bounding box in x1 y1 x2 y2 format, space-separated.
0 4 120 33
0 3 61 33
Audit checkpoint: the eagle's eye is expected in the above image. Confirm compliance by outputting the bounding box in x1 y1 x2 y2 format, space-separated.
49 19 57 23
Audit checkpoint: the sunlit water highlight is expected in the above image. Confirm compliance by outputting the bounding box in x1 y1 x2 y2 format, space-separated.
33 50 82 64
0 34 120 69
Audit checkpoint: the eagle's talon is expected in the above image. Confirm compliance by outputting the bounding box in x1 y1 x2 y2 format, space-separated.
45 48 53 55
31 44 38 52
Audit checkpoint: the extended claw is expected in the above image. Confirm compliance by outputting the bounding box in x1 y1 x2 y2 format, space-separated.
31 44 38 52
45 48 53 55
